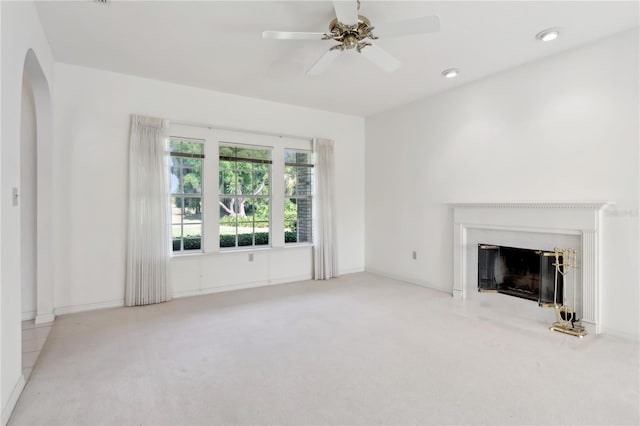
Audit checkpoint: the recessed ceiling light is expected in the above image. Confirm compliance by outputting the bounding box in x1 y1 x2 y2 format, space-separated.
442 68 459 78
536 28 560 42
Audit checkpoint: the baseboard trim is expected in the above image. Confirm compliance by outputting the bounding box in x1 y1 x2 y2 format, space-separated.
598 327 640 341
582 320 597 336
48 271 373 316
365 267 452 295
173 274 313 299
364 270 639 340
53 275 317 315
54 299 124 316
21 311 36 321
1 374 25 426
35 313 55 325
268 274 313 286
338 267 365 275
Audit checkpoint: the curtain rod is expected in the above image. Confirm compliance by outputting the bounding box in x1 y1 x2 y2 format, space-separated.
170 120 313 142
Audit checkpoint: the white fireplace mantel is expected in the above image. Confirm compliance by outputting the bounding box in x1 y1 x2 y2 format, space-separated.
451 202 611 334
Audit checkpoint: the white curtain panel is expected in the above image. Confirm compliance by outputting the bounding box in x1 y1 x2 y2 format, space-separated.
313 138 338 280
125 115 171 306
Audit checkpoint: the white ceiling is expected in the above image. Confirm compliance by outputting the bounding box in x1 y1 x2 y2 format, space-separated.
35 1 639 117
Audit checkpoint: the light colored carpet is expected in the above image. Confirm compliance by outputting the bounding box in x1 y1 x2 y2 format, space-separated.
9 272 639 425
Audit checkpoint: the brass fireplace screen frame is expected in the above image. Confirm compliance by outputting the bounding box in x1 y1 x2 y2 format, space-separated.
478 244 586 338
477 244 561 306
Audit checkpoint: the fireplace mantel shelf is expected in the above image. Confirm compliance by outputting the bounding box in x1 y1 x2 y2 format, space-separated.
448 201 612 210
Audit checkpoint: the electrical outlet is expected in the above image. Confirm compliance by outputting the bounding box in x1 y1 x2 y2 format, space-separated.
248 253 254 262
412 251 417 260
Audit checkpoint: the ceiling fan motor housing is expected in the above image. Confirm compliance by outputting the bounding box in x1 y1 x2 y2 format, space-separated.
327 15 377 50
263 1 441 75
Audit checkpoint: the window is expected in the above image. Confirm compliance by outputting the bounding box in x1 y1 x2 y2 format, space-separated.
170 139 204 252
284 149 313 244
168 126 312 254
219 145 271 248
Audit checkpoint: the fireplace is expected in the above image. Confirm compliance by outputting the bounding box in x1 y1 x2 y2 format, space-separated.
477 244 562 306
451 202 609 334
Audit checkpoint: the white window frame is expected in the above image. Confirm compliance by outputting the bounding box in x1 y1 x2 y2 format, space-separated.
218 143 273 250
284 148 314 245
169 137 205 254
168 124 312 256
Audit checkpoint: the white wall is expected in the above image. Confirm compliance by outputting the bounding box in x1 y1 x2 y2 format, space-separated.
20 71 37 321
0 1 3 420
52 63 365 314
0 1 55 423
365 29 639 339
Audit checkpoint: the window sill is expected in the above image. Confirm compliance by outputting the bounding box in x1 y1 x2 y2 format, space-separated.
170 250 204 259
283 242 314 248
170 243 313 260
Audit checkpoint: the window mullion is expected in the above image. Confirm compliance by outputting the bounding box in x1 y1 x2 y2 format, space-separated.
202 138 218 253
180 195 185 251
271 145 285 248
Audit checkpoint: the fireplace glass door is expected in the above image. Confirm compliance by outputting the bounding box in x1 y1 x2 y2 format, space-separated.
478 244 563 305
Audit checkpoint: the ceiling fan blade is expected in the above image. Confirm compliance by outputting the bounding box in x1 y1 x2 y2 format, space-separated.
359 44 401 73
263 31 326 40
333 1 358 26
307 48 341 76
373 15 441 39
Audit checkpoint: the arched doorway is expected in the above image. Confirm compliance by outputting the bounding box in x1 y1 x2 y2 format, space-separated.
20 60 38 321
20 49 55 326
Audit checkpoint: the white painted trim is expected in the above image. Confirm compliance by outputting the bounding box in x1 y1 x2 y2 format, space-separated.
1 374 25 426
269 274 313 286
50 270 363 314
34 313 54 325
337 267 365 276
448 201 611 210
170 243 313 260
599 327 640 341
21 311 36 321
51 272 325 314
453 223 582 236
581 320 597 335
173 274 313 299
452 202 607 334
54 299 124 316
365 267 451 294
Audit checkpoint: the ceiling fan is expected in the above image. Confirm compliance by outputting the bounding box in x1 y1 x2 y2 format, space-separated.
263 0 440 75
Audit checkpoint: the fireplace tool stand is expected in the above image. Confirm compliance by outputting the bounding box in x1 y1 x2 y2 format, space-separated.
549 248 587 338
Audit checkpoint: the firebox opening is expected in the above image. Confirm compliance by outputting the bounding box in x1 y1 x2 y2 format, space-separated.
478 244 562 305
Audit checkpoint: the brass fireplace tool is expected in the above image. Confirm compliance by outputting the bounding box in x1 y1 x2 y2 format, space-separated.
549 247 587 338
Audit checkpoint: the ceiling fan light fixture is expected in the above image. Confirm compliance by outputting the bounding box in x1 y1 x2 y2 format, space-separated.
442 68 459 78
264 1 441 75
536 28 560 42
